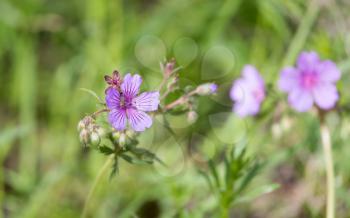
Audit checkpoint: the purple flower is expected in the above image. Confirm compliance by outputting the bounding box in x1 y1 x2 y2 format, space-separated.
106 74 160 132
278 51 340 112
230 65 265 117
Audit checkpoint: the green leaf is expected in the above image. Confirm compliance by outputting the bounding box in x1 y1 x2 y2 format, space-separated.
224 155 232 190
119 154 139 164
99 145 114 155
198 170 214 192
208 159 220 189
109 156 119 179
128 147 166 166
79 88 104 103
234 183 280 205
236 161 262 194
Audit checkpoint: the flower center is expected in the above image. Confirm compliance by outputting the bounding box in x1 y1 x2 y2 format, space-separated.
119 95 133 109
301 72 318 89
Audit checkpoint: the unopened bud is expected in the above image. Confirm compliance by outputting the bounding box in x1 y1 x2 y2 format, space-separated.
196 83 218 96
187 111 198 123
126 130 136 139
164 59 176 76
77 120 85 131
111 131 120 142
79 129 90 145
119 133 126 147
90 132 101 147
96 127 105 138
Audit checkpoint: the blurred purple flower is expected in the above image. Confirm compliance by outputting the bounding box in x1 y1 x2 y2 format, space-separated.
278 51 341 112
106 74 160 132
210 84 218 93
230 65 265 117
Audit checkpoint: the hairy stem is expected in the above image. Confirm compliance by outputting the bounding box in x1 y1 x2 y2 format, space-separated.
164 90 197 111
91 108 110 118
81 155 114 218
320 122 335 218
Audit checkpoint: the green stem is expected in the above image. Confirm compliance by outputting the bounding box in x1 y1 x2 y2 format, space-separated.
81 155 114 218
281 0 320 67
320 122 335 218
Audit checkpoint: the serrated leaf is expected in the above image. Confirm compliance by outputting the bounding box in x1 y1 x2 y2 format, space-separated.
129 147 166 166
120 154 135 164
99 145 114 155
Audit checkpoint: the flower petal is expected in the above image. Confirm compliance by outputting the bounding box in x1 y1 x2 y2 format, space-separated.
127 109 153 132
297 51 320 71
105 88 120 109
230 79 246 101
288 88 313 112
242 65 264 89
233 94 260 117
318 60 341 83
121 73 142 98
278 67 299 92
108 109 127 131
133 91 160 111
313 83 339 110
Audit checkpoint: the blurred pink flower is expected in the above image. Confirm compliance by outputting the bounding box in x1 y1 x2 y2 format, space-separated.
278 51 340 112
230 65 265 117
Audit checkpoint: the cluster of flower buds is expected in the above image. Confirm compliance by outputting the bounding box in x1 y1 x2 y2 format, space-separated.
110 130 137 147
77 116 105 147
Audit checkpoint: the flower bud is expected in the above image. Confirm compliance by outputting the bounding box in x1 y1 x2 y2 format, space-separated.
187 111 198 123
164 59 176 76
126 130 136 139
79 129 90 145
90 132 101 147
77 120 85 131
119 133 126 147
96 127 105 138
196 83 218 96
111 131 120 142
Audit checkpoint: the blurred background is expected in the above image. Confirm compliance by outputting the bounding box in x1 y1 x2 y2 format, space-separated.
1 0 350 217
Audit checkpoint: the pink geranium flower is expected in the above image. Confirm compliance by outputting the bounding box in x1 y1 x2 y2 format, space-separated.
105 74 159 132
230 65 266 117
278 51 341 112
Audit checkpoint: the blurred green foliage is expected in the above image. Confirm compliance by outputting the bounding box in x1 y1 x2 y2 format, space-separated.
1 0 350 217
